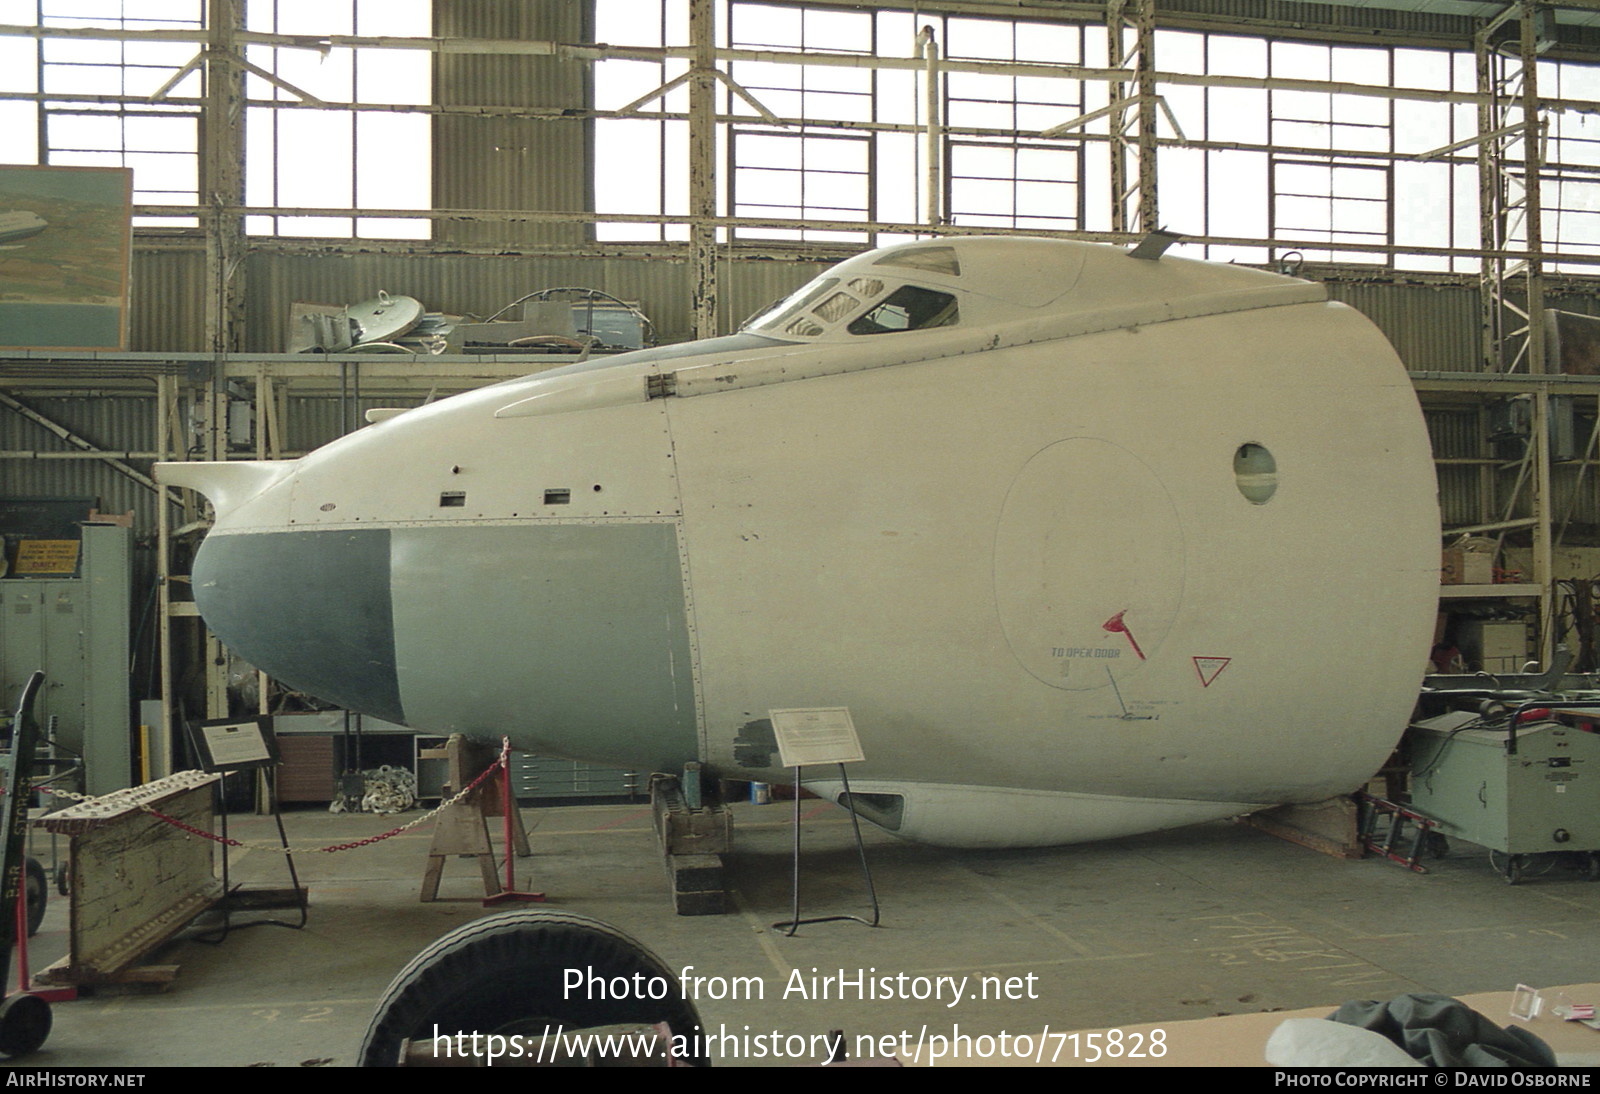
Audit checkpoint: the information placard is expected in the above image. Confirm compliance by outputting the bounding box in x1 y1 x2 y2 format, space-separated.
189 716 280 773
769 707 865 768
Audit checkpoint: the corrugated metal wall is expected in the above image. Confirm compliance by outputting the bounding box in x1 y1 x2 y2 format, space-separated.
1423 405 1486 529
1157 0 1475 41
130 248 208 352
0 396 164 529
1325 280 1482 375
433 1 593 248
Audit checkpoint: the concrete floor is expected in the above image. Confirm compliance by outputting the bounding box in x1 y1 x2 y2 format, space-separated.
8 797 1600 1068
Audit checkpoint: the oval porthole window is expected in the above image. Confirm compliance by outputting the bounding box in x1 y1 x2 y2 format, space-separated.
1234 443 1277 504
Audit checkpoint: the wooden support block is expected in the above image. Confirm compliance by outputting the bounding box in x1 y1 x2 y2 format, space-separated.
420 734 517 901
665 853 725 894
671 889 728 916
421 803 501 902
651 775 733 915
38 959 180 992
1241 796 1362 859
650 777 732 856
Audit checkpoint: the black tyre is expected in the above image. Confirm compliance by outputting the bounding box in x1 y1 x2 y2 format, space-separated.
358 910 707 1067
24 858 45 938
0 993 51 1057
1491 850 1524 885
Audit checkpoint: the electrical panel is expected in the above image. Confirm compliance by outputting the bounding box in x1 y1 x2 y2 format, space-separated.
0 522 132 796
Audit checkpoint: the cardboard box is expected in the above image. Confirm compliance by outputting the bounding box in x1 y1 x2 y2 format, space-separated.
1441 548 1494 585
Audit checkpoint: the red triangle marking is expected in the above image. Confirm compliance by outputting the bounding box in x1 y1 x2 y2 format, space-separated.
1193 656 1232 687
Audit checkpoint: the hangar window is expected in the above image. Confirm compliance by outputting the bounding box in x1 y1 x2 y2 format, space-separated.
19 0 205 226
1272 160 1390 259
948 140 1082 234
3 0 431 238
591 4 1093 245
1542 60 1600 274
244 0 432 239
941 17 1088 234
848 285 958 335
1153 30 1486 271
730 130 873 244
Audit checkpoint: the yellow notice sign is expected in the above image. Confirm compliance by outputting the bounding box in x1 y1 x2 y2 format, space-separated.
14 539 80 575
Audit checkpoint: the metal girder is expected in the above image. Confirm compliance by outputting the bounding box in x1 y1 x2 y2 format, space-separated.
1106 0 1159 236
0 389 163 495
202 0 247 356
689 0 718 339
921 25 944 227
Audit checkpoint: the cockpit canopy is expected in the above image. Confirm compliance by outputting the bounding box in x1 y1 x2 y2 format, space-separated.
744 243 975 340
741 236 1113 341
747 275 960 339
741 234 1314 346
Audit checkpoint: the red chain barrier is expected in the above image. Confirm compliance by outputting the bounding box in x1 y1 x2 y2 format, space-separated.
139 806 244 846
130 741 511 854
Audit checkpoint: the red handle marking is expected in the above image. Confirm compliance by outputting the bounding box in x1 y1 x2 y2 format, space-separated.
1102 610 1146 661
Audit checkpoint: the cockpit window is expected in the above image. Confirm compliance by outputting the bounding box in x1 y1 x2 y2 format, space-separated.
745 277 838 332
813 291 861 323
745 270 953 339
847 285 959 335
872 245 961 277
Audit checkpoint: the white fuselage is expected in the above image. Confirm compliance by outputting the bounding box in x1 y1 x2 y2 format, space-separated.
159 238 1440 847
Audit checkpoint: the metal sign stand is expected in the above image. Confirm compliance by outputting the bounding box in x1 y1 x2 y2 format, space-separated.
188 716 306 932
767 707 880 936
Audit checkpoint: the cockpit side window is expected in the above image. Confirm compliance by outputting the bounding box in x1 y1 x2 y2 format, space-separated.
813 291 862 323
745 277 839 333
872 245 961 277
847 284 959 335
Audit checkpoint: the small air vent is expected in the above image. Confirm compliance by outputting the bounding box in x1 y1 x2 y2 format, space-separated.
439 492 467 508
544 489 571 505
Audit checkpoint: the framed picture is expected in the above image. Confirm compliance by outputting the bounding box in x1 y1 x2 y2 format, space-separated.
0 165 133 351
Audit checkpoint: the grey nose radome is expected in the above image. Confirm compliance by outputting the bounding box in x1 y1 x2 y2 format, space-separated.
191 527 405 724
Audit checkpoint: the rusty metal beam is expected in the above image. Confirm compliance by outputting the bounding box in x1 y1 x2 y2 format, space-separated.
689 0 718 339
0 389 163 494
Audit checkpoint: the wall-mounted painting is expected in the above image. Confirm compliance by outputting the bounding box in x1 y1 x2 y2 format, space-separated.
0 166 134 351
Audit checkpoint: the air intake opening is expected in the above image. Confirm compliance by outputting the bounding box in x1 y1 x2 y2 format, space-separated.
838 791 905 831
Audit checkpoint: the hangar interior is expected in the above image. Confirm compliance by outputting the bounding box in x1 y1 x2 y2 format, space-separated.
3 0 1600 1069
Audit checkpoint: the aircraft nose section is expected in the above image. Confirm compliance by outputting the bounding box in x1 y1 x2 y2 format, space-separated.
191 528 405 723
